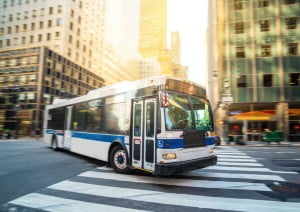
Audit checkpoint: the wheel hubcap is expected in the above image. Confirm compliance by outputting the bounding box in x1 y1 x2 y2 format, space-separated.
114 150 127 169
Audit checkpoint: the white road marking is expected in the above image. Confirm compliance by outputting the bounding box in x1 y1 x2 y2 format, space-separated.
80 170 272 191
217 162 263 167
186 171 286 182
42 181 300 212
215 152 247 155
204 166 298 174
10 193 144 212
218 158 257 162
217 155 252 159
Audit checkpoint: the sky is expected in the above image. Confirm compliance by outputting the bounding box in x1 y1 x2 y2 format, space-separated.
168 0 209 87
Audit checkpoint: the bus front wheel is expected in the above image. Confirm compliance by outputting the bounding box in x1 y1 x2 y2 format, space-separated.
110 145 130 174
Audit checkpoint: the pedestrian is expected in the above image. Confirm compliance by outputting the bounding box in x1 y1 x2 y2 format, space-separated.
35 128 41 140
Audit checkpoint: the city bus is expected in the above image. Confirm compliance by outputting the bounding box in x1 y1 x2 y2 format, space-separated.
44 76 217 176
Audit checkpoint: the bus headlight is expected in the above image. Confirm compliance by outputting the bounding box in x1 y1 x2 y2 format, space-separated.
162 153 177 160
209 148 214 154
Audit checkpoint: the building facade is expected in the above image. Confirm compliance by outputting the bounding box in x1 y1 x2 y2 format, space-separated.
139 0 172 76
0 0 105 75
0 47 104 137
208 0 300 142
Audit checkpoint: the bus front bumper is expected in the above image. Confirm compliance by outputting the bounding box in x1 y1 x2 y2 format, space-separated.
155 155 217 176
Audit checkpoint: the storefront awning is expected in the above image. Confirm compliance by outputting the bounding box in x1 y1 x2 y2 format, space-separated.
234 111 273 121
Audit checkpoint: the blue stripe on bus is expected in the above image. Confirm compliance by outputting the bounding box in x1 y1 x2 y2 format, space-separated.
46 129 64 135
71 131 125 143
157 137 215 149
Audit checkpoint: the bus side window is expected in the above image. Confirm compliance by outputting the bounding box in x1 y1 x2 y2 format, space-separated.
134 104 142 137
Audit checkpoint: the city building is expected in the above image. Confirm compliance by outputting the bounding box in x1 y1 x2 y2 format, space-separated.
208 0 300 142
140 58 161 79
139 0 172 76
0 46 104 137
170 31 188 79
0 0 105 75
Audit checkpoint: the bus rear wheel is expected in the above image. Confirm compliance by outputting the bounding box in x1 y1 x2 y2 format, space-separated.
110 145 130 174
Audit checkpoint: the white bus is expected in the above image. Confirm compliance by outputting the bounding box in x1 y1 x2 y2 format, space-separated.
44 76 217 176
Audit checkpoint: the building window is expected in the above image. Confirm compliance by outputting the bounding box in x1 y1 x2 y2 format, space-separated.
258 0 269 7
57 5 62 13
16 12 20 20
24 11 28 19
39 21 43 29
38 34 42 42
236 46 246 58
32 9 36 17
288 43 298 56
261 45 271 57
55 31 60 38
76 40 80 48
15 25 19 33
71 9 74 17
31 22 35 30
70 22 73 30
40 8 45 16
8 26 12 34
0 40 3 48
9 14 13 22
78 16 81 24
14 38 18 45
23 24 27 31
68 48 71 56
235 22 244 34
234 0 243 10
237 75 247 87
49 7 53 15
77 28 80 36
47 33 51 41
56 18 62 26
289 73 299 86
6 39 11 46
263 74 273 87
284 0 296 4
68 35 72 43
30 35 34 43
22 36 26 44
48 20 52 27
286 17 297 30
260 20 270 32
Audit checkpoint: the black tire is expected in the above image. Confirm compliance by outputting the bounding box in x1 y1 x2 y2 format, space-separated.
110 145 131 174
51 136 58 151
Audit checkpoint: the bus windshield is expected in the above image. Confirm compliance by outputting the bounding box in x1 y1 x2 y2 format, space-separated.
164 92 213 131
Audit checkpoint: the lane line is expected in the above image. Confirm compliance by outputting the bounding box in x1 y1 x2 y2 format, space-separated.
80 170 272 191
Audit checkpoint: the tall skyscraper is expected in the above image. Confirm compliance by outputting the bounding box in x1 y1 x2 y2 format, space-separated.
208 0 300 142
139 0 171 76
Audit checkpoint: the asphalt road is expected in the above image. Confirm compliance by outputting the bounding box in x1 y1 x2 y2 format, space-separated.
0 140 299 211
0 140 103 205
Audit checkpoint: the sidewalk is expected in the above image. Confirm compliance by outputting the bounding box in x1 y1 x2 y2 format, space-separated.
221 141 300 147
0 137 43 142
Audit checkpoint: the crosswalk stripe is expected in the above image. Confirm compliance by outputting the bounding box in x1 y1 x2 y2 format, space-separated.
10 193 144 212
218 158 257 162
217 162 263 167
217 155 252 159
186 171 286 181
80 170 272 191
44 180 300 212
215 152 247 155
204 166 298 174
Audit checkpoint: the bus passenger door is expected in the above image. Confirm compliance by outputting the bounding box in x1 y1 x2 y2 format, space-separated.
63 106 72 149
132 98 156 172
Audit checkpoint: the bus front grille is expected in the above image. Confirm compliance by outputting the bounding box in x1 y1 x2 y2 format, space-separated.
182 130 206 148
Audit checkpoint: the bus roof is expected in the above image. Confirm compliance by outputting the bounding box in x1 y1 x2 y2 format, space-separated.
46 76 206 110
